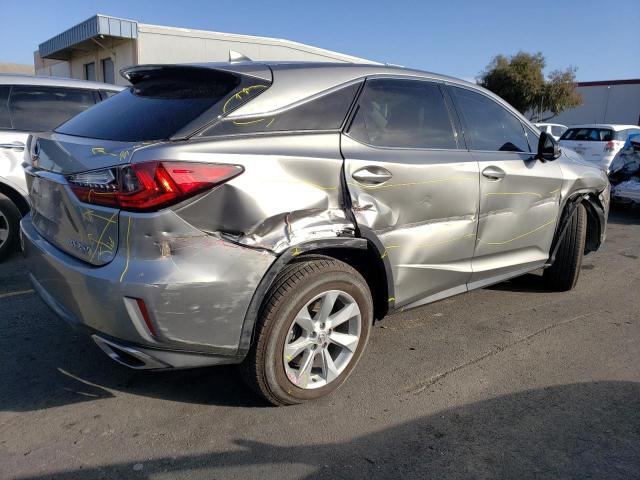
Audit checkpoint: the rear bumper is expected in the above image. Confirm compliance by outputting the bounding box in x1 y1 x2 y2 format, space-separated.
21 211 276 367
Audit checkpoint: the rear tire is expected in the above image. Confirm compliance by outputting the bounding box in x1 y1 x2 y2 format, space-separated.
241 256 373 406
0 194 21 262
543 203 587 291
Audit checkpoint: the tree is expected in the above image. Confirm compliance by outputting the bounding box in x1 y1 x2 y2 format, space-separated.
478 51 582 122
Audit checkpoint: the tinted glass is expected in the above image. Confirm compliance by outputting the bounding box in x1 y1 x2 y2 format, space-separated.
551 125 566 137
9 86 96 132
348 79 457 149
208 83 360 136
57 71 241 141
102 58 115 84
0 86 11 129
560 128 614 141
524 125 539 152
452 87 529 152
84 63 96 81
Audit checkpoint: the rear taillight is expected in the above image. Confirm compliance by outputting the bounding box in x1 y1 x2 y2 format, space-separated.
67 161 242 211
604 141 615 152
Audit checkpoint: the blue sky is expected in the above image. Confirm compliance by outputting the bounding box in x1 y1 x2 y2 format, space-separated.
1 0 638 82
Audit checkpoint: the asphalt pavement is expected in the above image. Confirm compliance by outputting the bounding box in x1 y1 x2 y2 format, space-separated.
1 206 639 479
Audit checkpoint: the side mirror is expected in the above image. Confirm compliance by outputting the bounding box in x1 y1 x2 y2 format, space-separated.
538 131 561 161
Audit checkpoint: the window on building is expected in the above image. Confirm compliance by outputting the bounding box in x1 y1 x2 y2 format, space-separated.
8 86 96 131
347 79 457 149
451 86 529 153
84 62 96 81
101 58 115 84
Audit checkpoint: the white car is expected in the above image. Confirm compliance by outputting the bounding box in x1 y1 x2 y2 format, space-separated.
558 124 640 172
0 75 122 260
535 122 567 140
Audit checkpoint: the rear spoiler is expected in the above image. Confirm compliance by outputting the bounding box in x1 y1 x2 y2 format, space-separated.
120 62 272 84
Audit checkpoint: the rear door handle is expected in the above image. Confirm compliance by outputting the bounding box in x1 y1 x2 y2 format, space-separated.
0 141 25 152
482 166 506 180
352 166 392 185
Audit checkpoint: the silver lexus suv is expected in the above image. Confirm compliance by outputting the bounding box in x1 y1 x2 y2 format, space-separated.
21 62 609 405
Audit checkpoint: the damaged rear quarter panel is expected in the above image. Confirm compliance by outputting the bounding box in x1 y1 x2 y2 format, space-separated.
133 133 355 253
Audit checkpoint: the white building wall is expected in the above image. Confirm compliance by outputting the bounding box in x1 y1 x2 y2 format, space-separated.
136 24 376 65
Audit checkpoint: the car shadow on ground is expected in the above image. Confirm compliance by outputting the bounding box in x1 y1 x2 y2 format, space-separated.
13 381 640 480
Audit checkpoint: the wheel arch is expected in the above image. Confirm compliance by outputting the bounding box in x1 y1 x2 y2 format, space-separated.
0 182 30 217
237 235 394 356
548 190 606 265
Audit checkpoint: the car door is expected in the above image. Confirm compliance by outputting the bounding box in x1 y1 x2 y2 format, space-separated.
342 77 480 308
448 85 562 288
0 85 29 196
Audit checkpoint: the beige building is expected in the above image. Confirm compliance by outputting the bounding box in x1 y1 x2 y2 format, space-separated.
35 14 375 86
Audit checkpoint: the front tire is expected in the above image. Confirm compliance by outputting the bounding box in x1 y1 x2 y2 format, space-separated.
543 203 587 291
241 256 373 406
0 194 21 262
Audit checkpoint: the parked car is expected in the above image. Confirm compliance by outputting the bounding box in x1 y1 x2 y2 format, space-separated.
21 62 609 405
609 133 640 204
0 75 122 260
558 124 640 172
534 122 567 140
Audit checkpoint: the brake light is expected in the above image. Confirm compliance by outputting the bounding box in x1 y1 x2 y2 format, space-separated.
604 141 615 152
68 161 242 211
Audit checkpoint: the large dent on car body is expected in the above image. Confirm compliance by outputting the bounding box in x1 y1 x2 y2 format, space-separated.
117 209 276 352
143 133 357 254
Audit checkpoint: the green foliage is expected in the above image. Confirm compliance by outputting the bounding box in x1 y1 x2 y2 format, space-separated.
478 51 582 122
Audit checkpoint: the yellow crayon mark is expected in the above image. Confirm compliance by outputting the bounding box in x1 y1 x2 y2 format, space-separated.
265 117 275 128
482 219 555 245
381 234 475 255
388 297 395 303
222 84 269 114
91 147 118 157
348 176 475 191
292 247 303 257
549 188 561 195
119 216 132 283
232 118 267 125
89 212 117 262
484 192 543 199
83 209 117 224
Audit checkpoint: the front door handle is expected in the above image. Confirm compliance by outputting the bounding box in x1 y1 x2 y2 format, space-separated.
0 141 25 152
352 166 392 185
482 166 506 180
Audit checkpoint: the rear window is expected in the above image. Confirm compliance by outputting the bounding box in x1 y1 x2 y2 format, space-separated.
560 128 614 142
57 69 247 141
9 86 97 132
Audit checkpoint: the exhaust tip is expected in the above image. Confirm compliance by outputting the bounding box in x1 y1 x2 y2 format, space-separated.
92 335 169 370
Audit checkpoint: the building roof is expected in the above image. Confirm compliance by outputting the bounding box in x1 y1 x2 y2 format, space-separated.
39 14 138 60
577 79 640 87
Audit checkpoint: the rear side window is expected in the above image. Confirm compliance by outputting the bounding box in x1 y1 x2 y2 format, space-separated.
347 79 457 149
560 128 614 141
9 86 96 132
0 86 11 129
451 86 529 152
57 69 244 141
206 83 360 136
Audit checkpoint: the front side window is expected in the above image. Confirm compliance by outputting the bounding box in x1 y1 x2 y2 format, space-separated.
451 86 529 152
8 86 96 132
347 79 457 149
